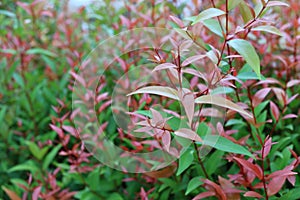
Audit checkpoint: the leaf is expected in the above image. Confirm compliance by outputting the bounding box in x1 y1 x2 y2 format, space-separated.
174 128 202 142
187 8 226 25
270 101 280 121
194 94 253 118
26 48 56 57
205 150 224 175
8 160 39 173
2 186 21 200
278 188 300 200
176 149 194 175
25 141 49 160
266 1 289 7
185 176 203 195
244 191 263 198
0 9 16 18
197 135 254 158
228 0 243 10
152 63 178 72
203 19 223 37
182 55 206 67
239 1 255 23
145 165 177 178
42 144 62 170
228 39 261 78
252 25 283 36
233 157 263 179
127 86 179 100
178 89 194 125
169 15 184 28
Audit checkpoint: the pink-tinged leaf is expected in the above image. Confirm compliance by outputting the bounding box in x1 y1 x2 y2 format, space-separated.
282 114 298 120
70 71 86 87
233 157 263 179
62 125 79 138
203 179 227 200
262 136 274 159
150 108 163 125
252 88 271 107
179 89 194 125
244 191 263 198
267 176 286 196
32 186 41 200
270 102 280 121
2 187 21 200
182 55 206 67
272 87 286 105
152 63 178 72
169 15 184 28
174 128 202 142
127 86 179 100
266 168 297 180
192 191 216 200
266 1 289 7
195 95 253 118
254 78 281 87
50 124 64 138
162 132 171 151
287 79 300 88
287 94 299 104
287 175 296 186
182 68 208 82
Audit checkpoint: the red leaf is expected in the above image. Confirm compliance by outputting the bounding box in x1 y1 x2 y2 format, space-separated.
270 102 280 121
252 88 271 107
192 191 216 200
178 89 194 125
182 55 206 67
267 176 286 196
244 191 263 199
262 136 273 159
266 1 290 7
233 157 263 180
32 186 41 200
203 179 227 200
69 71 86 87
169 15 184 28
174 128 202 142
50 124 64 138
152 63 178 72
287 79 300 88
2 187 21 200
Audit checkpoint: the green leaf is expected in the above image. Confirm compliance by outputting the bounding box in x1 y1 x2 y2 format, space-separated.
278 188 300 200
228 0 243 10
0 10 16 18
26 48 56 57
0 49 17 55
186 8 225 25
176 149 194 176
134 110 152 118
228 39 261 78
127 86 179 100
8 160 39 173
202 19 223 37
196 135 254 158
107 193 123 200
185 176 203 195
25 141 49 160
252 25 283 36
43 144 62 170
205 150 225 175
195 94 253 118
239 1 255 23
0 106 7 123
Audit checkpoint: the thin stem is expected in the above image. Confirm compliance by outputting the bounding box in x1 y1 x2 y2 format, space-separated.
193 142 209 179
261 142 269 200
